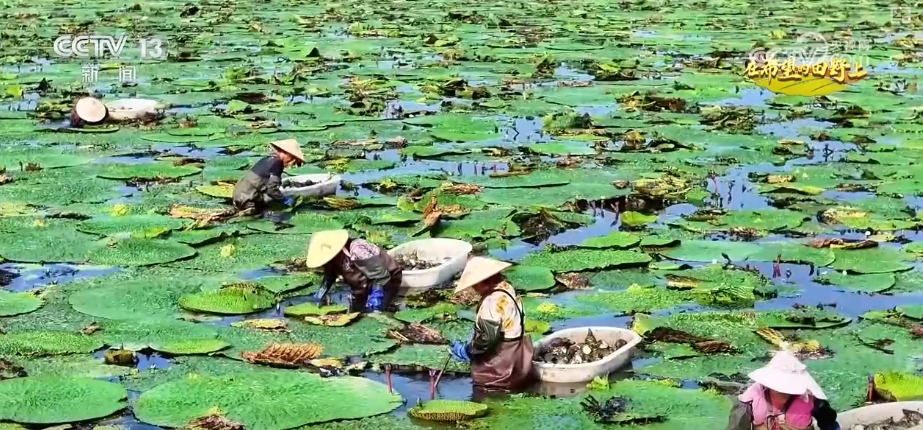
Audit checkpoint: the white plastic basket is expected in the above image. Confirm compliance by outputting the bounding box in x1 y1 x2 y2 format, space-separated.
105 98 160 121
830 401 923 429
532 327 642 384
387 238 472 293
281 173 341 197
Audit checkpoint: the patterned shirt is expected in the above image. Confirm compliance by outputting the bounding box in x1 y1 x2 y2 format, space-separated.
476 282 523 339
340 239 380 270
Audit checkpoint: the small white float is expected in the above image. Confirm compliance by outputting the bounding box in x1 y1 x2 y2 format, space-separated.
387 238 472 294
532 327 642 384
281 173 341 198
831 401 923 429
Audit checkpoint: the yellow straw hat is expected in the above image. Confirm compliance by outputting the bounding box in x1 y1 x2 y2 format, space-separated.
454 257 512 293
305 230 350 269
269 139 306 164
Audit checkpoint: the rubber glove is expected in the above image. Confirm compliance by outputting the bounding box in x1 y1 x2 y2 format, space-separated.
365 287 384 312
282 196 295 206
449 340 471 364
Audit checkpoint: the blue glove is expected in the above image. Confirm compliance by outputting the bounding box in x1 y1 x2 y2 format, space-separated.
449 340 471 364
282 196 295 206
365 287 384 312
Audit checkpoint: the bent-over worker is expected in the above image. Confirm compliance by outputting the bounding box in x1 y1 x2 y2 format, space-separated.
232 139 304 212
448 257 534 392
726 350 840 430
305 229 402 313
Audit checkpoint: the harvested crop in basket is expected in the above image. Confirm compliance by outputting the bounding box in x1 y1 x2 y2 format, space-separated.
395 250 449 271
281 179 317 188
848 408 923 429
536 329 627 365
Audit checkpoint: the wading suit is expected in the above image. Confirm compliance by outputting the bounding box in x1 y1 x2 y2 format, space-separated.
467 282 534 391
232 155 286 211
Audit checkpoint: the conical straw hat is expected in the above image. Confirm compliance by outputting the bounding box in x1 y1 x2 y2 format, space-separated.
747 350 827 399
454 257 512 293
74 97 107 123
269 139 306 163
305 230 350 269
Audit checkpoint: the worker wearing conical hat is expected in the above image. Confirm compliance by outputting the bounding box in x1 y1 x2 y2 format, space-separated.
72 97 108 127
304 230 403 313
727 350 840 430
448 257 534 392
232 139 305 213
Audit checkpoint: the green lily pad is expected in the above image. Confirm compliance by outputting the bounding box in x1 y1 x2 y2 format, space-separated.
658 240 762 263
372 344 469 373
284 303 347 317
0 150 91 171
814 272 896 293
578 232 641 249
134 371 403 429
151 339 230 356
0 291 42 317
577 284 695 314
748 242 836 266
0 377 127 424
519 249 652 272
96 163 202 180
99 319 219 352
77 215 186 236
505 265 556 292
0 227 98 264
828 248 914 274
179 284 276 315
0 331 103 356
86 238 197 267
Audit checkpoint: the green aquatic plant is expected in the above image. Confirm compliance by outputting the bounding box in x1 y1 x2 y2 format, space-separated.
0 377 127 424
179 284 276 315
408 399 487 422
874 372 923 401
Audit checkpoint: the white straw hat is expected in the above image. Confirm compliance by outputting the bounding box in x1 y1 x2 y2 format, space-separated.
269 139 306 164
305 230 349 269
454 257 512 293
74 97 107 123
748 350 827 399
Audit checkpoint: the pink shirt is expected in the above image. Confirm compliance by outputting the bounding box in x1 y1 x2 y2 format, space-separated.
739 383 814 429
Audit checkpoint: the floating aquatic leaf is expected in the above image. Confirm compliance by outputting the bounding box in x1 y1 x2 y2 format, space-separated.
179 284 276 315
814 272 896 293
305 312 361 327
0 291 42 317
284 303 347 317
77 215 186 236
0 377 127 424
828 248 914 274
519 249 651 272
0 331 103 357
505 265 556 292
134 371 403 429
408 400 487 422
96 163 201 181
99 319 219 352
578 232 641 249
152 339 230 356
196 184 234 199
874 372 923 401
86 238 197 267
230 319 288 330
